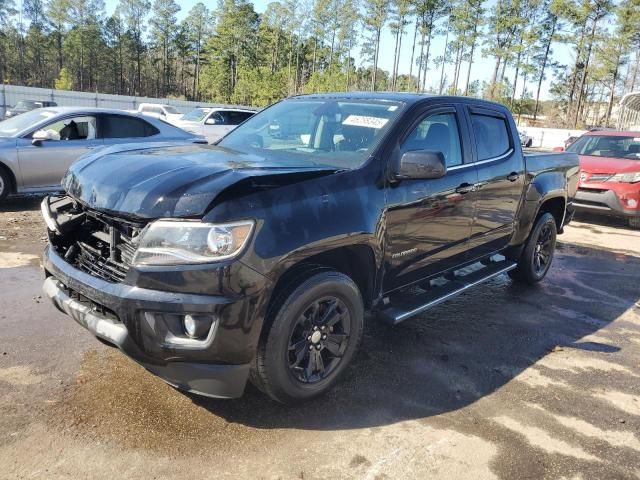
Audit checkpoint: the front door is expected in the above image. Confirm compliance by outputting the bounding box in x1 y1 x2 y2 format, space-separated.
203 111 231 143
384 105 478 292
17 115 102 190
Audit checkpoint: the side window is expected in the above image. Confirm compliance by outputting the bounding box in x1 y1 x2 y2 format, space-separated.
470 114 511 160
206 112 226 125
227 111 254 125
101 115 159 138
37 116 97 141
401 112 463 167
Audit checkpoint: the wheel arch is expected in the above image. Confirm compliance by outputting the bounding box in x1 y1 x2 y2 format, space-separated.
265 244 378 319
537 196 566 230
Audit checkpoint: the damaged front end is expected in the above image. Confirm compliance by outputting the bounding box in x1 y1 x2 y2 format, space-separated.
42 196 145 283
40 195 271 399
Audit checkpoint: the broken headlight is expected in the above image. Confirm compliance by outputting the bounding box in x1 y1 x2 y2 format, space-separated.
133 220 254 266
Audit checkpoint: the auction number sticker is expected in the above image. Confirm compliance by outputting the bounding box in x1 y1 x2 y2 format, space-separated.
343 115 389 129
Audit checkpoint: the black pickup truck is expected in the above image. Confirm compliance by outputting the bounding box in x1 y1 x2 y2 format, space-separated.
41 93 579 403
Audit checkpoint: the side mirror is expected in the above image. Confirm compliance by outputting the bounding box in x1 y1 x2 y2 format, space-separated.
32 129 55 146
395 150 447 180
205 117 218 125
552 146 564 152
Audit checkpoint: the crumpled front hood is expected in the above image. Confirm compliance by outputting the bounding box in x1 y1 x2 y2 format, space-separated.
63 142 338 219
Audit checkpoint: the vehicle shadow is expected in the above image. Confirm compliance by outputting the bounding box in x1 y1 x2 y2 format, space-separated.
189 242 639 430
1 194 45 212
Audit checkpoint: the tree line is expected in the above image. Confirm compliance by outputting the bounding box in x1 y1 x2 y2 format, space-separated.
0 0 638 128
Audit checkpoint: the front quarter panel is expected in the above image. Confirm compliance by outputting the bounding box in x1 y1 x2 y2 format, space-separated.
203 166 386 283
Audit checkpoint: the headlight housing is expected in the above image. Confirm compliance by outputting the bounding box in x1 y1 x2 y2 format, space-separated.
611 172 640 183
133 220 254 266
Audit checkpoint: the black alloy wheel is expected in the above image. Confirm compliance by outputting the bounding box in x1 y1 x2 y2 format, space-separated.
509 212 557 284
287 296 351 384
533 222 554 276
251 270 364 403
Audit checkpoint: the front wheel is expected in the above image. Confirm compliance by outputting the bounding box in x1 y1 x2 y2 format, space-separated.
628 217 640 230
251 270 364 404
0 168 10 202
509 212 557 284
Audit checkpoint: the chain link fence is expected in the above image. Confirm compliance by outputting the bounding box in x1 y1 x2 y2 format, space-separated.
0 84 251 119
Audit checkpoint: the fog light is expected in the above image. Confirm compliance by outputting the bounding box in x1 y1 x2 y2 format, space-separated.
627 198 638 208
182 314 213 339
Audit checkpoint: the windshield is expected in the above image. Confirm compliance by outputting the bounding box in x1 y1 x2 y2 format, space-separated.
567 134 640 160
164 106 180 114
218 99 404 169
0 109 57 137
181 109 208 122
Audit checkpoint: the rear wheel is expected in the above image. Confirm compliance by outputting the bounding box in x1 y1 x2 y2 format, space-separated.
251 270 364 404
509 212 557 284
628 217 640 230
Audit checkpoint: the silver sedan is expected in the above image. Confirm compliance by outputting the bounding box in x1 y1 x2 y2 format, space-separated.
0 107 205 200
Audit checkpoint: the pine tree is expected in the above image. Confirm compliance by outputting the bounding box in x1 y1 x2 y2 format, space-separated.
362 0 390 91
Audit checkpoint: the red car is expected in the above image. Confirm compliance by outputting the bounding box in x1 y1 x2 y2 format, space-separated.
566 130 640 229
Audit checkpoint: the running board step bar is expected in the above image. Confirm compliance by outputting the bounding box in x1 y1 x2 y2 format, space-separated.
379 257 517 325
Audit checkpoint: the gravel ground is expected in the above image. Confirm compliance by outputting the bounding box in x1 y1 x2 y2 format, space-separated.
0 195 639 479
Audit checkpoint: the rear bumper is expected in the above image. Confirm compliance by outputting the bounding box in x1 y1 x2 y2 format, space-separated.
574 188 640 218
42 245 251 399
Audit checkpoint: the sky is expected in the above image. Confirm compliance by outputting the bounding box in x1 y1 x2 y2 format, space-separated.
103 0 577 100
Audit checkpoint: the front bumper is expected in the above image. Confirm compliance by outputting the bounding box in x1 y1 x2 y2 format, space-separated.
574 188 640 218
42 245 252 399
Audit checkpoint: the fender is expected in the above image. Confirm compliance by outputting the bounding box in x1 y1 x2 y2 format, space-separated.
203 164 386 285
511 170 568 246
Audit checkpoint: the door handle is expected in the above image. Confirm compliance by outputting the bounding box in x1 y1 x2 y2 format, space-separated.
507 172 520 182
455 183 475 194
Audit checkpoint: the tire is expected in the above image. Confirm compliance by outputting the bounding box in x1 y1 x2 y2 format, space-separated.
628 217 640 230
251 270 364 404
508 212 557 284
0 168 10 202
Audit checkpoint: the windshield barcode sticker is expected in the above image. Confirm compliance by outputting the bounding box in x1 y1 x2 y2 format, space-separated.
343 115 389 129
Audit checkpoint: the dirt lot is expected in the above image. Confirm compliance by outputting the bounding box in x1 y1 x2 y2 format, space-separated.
1 195 639 480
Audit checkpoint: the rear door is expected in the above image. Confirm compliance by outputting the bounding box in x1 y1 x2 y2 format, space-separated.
464 105 525 258
99 114 161 146
383 104 478 291
17 114 103 190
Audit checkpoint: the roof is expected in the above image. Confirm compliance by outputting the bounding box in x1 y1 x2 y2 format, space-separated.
584 129 640 137
194 106 257 112
292 91 432 103
38 106 147 115
290 92 507 109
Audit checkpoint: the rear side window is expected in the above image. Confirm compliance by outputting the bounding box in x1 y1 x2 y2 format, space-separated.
227 111 254 125
470 114 511 160
101 115 159 138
